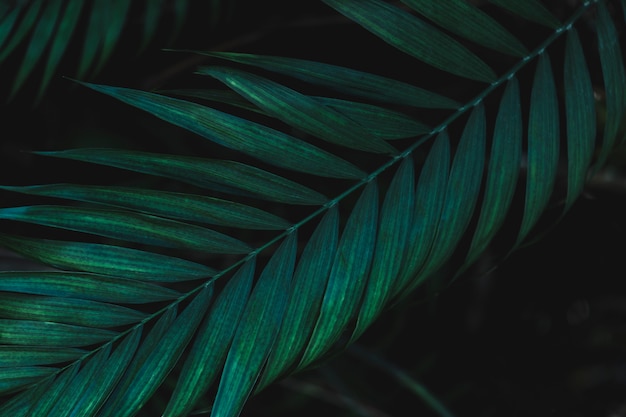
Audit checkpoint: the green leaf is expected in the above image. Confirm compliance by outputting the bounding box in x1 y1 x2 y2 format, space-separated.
199 66 398 154
10 0 64 99
395 133 449 296
0 205 251 254
595 2 626 168
0 367 57 395
322 0 496 82
466 78 522 265
256 208 339 391
517 54 560 245
45 342 111 417
36 0 85 101
488 0 561 28
0 184 290 230
51 327 141 417
402 0 527 56
38 149 328 205
199 51 458 108
351 157 415 342
78 82 365 180
164 261 254 417
0 293 146 328
0 319 117 347
421 103 486 276
0 0 43 62
0 271 180 304
211 235 296 417
0 235 216 282
564 28 596 211
99 286 212 417
21 364 79 417
164 89 430 139
0 346 84 367
299 182 378 370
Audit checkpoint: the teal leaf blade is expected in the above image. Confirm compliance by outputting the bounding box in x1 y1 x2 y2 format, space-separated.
37 149 328 205
198 51 459 108
77 82 365 180
211 235 296 417
0 184 290 230
595 1 626 168
199 66 398 154
0 205 252 254
402 0 528 56
0 235 216 282
0 367 57 395
52 327 141 417
516 53 560 245
256 207 339 391
466 77 522 265
98 286 212 417
164 261 255 417
0 319 117 348
564 27 596 211
352 157 415 341
322 0 497 82
419 103 486 279
395 132 449 296
0 271 181 304
0 346 85 367
0 293 146 328
298 182 379 370
9 0 64 100
488 0 561 28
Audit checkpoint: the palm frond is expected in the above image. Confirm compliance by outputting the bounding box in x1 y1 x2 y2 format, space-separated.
1 1 625 416
0 0 223 101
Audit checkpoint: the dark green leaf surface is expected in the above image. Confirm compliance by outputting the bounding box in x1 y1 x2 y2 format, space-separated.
0 184 290 230
0 293 145 328
0 346 84 367
0 0 43 62
79 83 365 180
256 208 339 391
402 0 527 56
199 66 397 154
37 0 85 101
595 2 626 168
16 364 77 417
517 54 560 245
165 261 254 417
0 271 180 303
165 89 430 139
10 0 64 99
45 342 111 417
488 0 561 28
38 149 328 205
0 205 251 254
99 286 212 417
200 51 458 108
352 158 415 341
0 235 216 282
466 78 522 265
0 319 116 347
564 28 596 211
0 367 57 395
211 235 296 417
421 103 486 276
395 133 449 296
322 0 497 82
299 182 378 370
64 327 141 417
